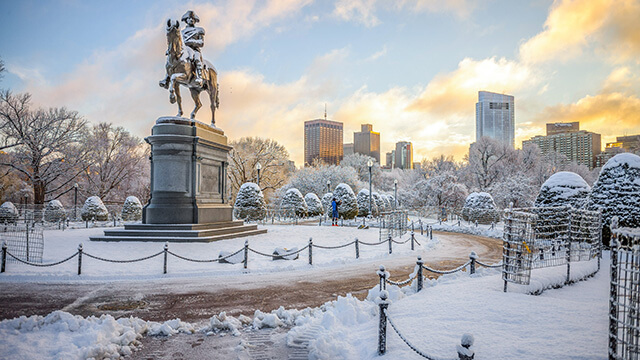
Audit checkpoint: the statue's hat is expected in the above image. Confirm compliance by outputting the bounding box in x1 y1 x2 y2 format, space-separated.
181 10 200 23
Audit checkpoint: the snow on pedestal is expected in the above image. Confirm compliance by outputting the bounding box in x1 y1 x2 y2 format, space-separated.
461 192 500 224
121 196 143 221
44 200 66 222
304 193 323 216
280 188 308 217
587 153 640 244
321 192 334 216
81 196 109 221
535 171 590 209
0 201 19 223
357 189 378 217
334 183 358 219
233 182 267 221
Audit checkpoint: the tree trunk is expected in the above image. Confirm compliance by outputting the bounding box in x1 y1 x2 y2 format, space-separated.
33 180 46 205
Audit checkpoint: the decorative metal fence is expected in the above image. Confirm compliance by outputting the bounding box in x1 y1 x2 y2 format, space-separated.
0 224 44 264
609 220 640 360
502 206 602 290
380 210 408 240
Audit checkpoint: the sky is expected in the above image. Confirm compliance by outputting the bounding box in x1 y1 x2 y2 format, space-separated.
1 0 639 166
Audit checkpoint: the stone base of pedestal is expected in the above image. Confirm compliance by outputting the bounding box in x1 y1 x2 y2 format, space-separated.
90 221 267 242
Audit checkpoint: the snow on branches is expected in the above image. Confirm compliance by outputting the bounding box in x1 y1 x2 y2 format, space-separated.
81 196 109 221
304 193 323 216
334 183 358 219
535 171 590 209
461 192 501 224
280 188 308 217
234 182 267 221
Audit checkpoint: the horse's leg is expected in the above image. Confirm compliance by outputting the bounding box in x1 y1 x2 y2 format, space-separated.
189 88 202 119
175 85 183 117
208 81 217 126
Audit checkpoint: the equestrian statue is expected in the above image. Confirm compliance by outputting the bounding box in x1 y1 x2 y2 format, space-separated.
159 10 220 125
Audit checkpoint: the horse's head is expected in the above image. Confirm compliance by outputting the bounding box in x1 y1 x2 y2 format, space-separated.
165 19 182 57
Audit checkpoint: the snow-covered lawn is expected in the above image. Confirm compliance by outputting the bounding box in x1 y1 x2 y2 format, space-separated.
0 224 437 282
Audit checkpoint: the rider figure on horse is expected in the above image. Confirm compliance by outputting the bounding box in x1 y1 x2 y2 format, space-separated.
181 10 205 86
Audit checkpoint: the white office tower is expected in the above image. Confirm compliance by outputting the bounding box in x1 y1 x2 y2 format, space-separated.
475 91 515 148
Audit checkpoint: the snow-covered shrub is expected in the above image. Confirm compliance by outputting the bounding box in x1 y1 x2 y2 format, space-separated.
234 182 267 221
387 194 396 209
44 200 66 222
356 189 378 217
121 196 143 221
461 192 500 224
381 194 391 211
372 192 385 213
280 188 308 217
321 192 333 216
81 196 109 221
333 183 358 219
304 193 323 216
0 201 18 223
587 153 640 245
535 171 590 209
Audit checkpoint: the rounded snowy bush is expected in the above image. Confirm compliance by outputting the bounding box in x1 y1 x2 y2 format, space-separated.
381 194 392 211
321 192 333 216
234 182 267 221
280 188 308 217
387 194 396 209
121 196 143 221
81 196 109 221
44 200 66 222
357 189 378 217
372 192 385 213
304 193 323 216
333 183 358 219
461 192 500 224
535 171 590 209
0 201 18 224
587 153 640 245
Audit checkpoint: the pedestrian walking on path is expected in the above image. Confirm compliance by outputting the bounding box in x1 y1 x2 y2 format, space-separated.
331 197 341 226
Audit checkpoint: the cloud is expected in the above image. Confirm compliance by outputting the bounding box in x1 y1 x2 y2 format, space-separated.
333 0 380 27
394 0 476 19
519 0 640 64
365 45 387 61
407 57 539 116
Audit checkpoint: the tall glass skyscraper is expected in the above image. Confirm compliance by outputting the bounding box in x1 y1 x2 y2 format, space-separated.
304 119 343 166
475 91 515 148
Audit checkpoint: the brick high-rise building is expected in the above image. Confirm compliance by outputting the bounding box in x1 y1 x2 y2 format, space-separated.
546 122 579 136
353 124 380 163
522 124 601 169
304 119 343 166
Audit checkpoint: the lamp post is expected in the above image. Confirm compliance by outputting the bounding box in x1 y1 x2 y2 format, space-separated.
393 179 398 210
23 195 28 222
368 159 373 217
73 183 78 220
255 162 262 186
327 180 331 194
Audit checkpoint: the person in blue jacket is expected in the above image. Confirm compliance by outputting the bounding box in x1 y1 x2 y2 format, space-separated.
331 197 341 226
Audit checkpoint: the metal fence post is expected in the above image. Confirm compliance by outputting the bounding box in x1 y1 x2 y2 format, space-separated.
163 242 168 274
609 218 619 355
411 231 415 251
243 240 249 269
566 211 572 285
25 220 30 262
355 238 360 259
457 334 475 360
378 291 390 355
388 234 392 254
1 242 6 273
378 265 387 291
77 243 83 275
417 256 424 292
319 216 322 226
308 238 313 265
429 226 433 240
469 251 477 275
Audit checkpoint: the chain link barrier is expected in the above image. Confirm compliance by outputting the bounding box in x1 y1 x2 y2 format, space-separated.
313 241 357 249
421 261 472 275
83 251 163 263
6 251 78 267
475 260 503 268
385 309 458 360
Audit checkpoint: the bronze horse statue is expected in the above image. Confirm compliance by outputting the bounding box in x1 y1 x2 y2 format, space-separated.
159 19 219 125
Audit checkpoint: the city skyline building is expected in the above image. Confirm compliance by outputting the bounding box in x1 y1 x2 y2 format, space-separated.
304 118 343 166
343 143 354 157
547 122 579 136
523 123 601 169
385 150 395 169
595 134 640 168
475 91 515 148
353 124 381 163
395 141 413 170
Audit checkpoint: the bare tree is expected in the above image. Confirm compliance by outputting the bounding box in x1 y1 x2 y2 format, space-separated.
0 90 88 204
228 137 292 202
465 137 512 191
80 122 147 202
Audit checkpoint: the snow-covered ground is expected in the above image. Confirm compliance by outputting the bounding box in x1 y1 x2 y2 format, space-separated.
0 224 438 282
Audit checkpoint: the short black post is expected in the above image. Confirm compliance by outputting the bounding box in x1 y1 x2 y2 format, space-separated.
458 220 461 226
319 217 322 226
388 234 392 254
1 242 7 273
340 217 343 226
85 220 88 228
378 265 387 291
475 220 478 228
363 217 366 227
355 238 360 259
411 231 415 251
420 223 424 236
429 226 433 240
308 238 313 265
378 291 390 355
417 256 424 292
243 240 249 269
457 334 475 360
469 251 477 275
411 221 414 232
163 242 168 274
77 243 83 275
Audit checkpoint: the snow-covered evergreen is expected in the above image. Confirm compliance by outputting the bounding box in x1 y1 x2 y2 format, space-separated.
381 194 391 211
234 182 267 221
535 171 590 208
357 189 379 217
81 196 109 221
44 200 66 222
0 201 18 223
387 194 396 210
321 192 333 216
333 183 358 219
304 193 323 216
121 196 143 221
280 188 308 217
587 153 640 244
372 192 385 213
461 192 501 224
